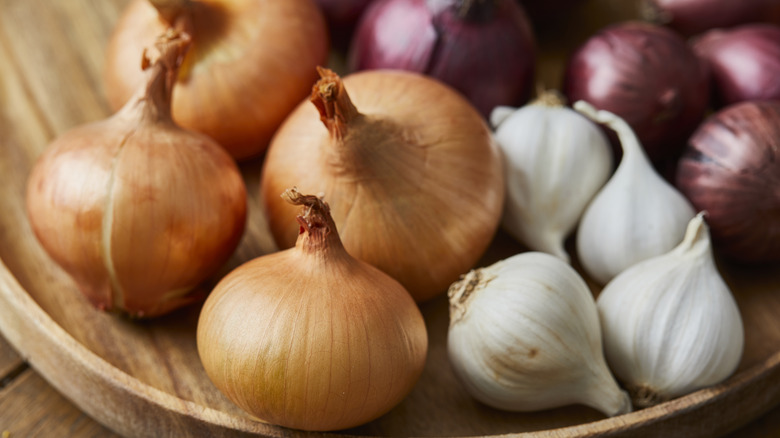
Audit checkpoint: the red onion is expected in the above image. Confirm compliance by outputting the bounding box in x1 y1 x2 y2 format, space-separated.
642 0 780 36
562 21 710 162
348 0 536 118
676 100 780 264
693 24 780 107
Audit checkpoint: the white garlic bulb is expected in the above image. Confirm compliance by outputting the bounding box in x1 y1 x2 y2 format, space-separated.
491 92 613 262
597 212 744 407
447 252 631 416
574 100 695 285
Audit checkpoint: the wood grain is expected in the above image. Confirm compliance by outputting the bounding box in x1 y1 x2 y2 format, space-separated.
0 0 779 437
0 371 120 438
0 337 24 385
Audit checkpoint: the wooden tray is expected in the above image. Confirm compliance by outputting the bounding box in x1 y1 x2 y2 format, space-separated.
2 0 780 437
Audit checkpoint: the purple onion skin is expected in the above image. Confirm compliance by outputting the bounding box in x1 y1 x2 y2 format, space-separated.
644 0 780 36
563 21 710 162
694 24 780 108
348 0 536 118
676 101 780 264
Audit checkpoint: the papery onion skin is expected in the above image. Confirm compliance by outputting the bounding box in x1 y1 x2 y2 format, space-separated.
348 0 536 118
261 68 504 303
642 0 780 36
197 190 427 431
26 32 247 318
104 0 329 160
676 101 780 263
693 24 780 107
563 21 710 162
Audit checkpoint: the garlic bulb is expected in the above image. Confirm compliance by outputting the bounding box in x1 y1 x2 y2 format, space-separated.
491 91 613 262
447 252 631 416
574 100 695 285
597 212 744 407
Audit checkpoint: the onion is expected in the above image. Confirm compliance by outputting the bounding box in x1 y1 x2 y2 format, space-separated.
693 23 780 107
260 67 505 302
642 0 780 36
562 21 710 162
104 0 329 160
26 31 247 318
197 188 427 431
676 100 780 263
348 0 536 118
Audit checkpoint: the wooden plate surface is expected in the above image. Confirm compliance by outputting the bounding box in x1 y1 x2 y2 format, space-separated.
1 0 780 437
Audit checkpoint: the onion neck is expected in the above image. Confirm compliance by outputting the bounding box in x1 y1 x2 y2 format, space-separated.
311 67 361 141
283 188 347 256
118 29 191 125
639 0 671 27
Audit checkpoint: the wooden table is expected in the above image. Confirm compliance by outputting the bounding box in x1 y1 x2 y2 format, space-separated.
2 0 780 436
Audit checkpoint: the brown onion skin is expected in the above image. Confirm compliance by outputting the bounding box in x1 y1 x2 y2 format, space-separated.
27 33 247 318
693 24 780 108
643 0 780 36
676 101 780 264
348 0 536 118
197 191 427 431
261 69 505 302
563 21 710 162
104 0 329 161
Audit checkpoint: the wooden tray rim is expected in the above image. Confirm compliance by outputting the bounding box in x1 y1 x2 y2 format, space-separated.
2 256 779 438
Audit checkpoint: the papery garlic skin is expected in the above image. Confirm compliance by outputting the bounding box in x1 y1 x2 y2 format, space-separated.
447 252 631 416
574 100 695 285
597 212 744 407
491 93 613 262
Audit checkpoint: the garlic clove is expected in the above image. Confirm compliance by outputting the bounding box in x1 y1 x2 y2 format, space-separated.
492 93 613 262
490 106 517 128
447 252 631 416
574 100 695 285
597 212 744 407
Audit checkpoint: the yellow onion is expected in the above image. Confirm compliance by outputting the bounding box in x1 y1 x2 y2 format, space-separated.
26 31 247 318
197 188 428 431
104 0 329 160
260 68 504 302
